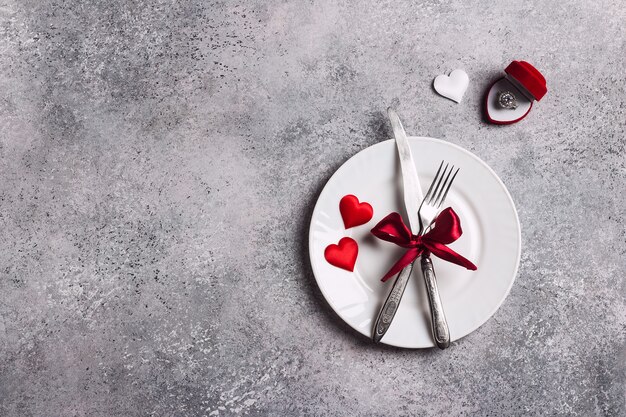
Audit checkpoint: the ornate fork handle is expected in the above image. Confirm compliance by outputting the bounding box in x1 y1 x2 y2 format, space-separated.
421 256 450 349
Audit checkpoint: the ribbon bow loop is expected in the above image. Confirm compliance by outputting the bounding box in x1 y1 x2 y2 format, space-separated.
371 207 477 282
369 212 414 247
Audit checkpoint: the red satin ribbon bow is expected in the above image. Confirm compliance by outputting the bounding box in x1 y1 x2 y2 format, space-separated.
371 207 477 282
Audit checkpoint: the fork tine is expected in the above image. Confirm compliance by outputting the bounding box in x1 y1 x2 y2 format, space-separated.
429 162 449 204
423 161 444 202
433 164 454 206
436 167 459 208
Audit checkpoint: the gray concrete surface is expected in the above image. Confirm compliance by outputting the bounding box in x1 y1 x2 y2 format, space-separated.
1 0 625 416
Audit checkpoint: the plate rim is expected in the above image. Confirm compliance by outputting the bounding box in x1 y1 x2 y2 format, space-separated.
308 136 521 348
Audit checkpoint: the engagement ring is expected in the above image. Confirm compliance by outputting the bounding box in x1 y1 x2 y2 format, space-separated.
497 91 518 109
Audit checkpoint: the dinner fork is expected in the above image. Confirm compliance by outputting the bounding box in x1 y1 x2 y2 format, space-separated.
417 161 459 349
372 161 459 349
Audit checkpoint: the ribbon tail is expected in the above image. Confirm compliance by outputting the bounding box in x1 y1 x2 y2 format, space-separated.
381 247 422 282
427 242 477 270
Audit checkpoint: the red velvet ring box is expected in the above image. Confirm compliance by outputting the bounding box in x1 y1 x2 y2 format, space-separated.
485 61 547 125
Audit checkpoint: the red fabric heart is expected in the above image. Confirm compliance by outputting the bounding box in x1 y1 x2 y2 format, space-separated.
339 195 373 229
324 237 358 272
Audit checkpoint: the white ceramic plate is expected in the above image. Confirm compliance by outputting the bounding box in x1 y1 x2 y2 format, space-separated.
309 137 521 348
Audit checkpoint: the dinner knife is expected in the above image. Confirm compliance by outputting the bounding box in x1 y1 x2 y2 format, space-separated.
372 109 423 343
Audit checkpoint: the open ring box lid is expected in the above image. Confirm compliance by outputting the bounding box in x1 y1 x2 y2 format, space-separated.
485 61 547 125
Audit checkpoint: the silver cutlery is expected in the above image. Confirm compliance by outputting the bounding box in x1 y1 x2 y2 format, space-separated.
371 109 423 344
417 161 459 349
373 158 458 348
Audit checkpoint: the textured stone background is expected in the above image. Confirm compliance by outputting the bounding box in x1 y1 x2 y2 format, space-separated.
0 0 624 416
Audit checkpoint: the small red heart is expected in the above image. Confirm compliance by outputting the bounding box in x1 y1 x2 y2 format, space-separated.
324 237 358 272
339 195 373 229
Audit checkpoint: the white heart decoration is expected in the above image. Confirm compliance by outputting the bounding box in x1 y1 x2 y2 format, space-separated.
433 69 469 103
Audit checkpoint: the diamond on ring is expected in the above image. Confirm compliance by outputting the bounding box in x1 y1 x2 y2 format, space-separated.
497 91 518 109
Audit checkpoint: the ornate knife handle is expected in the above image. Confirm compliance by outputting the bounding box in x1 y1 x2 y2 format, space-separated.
372 263 414 343
421 256 450 349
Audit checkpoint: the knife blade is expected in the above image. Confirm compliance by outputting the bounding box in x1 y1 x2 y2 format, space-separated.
387 109 423 232
372 108 423 343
